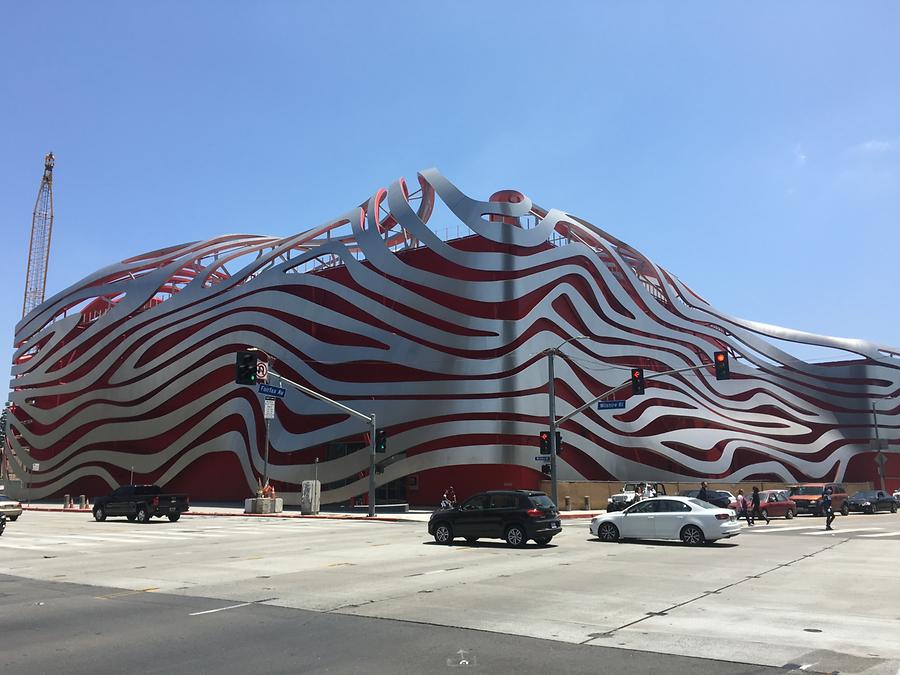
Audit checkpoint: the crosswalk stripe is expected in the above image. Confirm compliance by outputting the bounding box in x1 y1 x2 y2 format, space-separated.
858 532 900 538
803 527 883 536
741 525 824 533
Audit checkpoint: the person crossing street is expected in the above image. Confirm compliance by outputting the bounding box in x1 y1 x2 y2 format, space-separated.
822 487 836 531
750 486 769 524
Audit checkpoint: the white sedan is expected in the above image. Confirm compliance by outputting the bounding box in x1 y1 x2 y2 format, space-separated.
590 496 741 545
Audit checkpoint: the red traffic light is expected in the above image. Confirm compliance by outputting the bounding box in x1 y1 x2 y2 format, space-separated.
630 368 645 395
713 351 730 380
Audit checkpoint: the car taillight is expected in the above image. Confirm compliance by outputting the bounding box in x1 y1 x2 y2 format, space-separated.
715 513 730 520
152 496 159 506
527 508 543 518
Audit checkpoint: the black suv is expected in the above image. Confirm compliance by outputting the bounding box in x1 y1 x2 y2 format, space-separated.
428 490 561 547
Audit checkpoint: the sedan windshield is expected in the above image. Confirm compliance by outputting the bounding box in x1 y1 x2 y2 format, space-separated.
851 491 877 499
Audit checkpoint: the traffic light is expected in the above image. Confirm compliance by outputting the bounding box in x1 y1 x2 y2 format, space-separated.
630 368 645 395
539 430 551 454
235 351 257 386
555 431 563 456
541 463 552 477
714 351 730 380
375 429 387 453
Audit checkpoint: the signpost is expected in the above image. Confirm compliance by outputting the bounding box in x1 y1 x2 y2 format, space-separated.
597 400 626 410
258 384 286 398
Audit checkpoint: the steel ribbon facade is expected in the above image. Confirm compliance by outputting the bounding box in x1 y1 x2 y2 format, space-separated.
8 170 900 504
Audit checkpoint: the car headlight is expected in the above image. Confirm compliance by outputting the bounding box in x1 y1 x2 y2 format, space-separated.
810 500 818 506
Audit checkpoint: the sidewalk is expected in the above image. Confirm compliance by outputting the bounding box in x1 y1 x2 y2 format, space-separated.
22 501 603 523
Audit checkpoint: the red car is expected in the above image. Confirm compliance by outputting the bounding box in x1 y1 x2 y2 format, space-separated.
728 490 797 520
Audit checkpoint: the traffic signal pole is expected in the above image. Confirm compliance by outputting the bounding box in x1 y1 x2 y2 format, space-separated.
547 351 559 507
556 361 731 427
266 370 379 517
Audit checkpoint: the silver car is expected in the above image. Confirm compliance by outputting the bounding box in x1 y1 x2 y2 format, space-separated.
0 495 23 521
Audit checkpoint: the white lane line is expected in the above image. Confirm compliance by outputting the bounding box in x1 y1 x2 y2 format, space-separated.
858 532 900 538
803 527 882 536
189 602 253 616
741 525 824 533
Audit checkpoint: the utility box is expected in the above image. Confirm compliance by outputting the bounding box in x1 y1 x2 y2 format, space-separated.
300 480 321 515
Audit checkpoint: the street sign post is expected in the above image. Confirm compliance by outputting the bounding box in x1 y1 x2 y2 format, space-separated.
597 400 626 410
258 384 286 398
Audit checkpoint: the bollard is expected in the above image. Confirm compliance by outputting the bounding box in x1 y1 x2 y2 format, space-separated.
583 495 591 510
64 494 71 509
79 495 86 509
564 495 571 511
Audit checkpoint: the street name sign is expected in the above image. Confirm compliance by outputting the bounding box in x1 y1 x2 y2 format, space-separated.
535 455 550 461
597 400 626 410
258 384 286 398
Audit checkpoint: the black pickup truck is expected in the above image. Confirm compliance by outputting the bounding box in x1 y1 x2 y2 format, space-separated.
92 485 190 523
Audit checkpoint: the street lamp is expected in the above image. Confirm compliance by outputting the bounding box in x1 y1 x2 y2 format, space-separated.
871 394 898 492
544 335 591 507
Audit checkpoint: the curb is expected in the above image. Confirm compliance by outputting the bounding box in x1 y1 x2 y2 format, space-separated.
22 506 602 522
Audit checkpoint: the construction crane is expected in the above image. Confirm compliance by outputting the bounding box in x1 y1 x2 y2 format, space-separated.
22 152 55 317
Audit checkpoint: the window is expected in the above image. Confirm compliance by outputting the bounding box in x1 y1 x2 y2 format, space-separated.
627 500 658 514
462 495 489 511
490 493 518 509
658 500 692 512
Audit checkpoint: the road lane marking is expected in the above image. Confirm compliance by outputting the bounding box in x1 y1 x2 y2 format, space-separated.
858 532 900 538
189 602 253 616
741 525 826 533
803 528 882 536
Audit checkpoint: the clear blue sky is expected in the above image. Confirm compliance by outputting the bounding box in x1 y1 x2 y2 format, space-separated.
2 2 899 361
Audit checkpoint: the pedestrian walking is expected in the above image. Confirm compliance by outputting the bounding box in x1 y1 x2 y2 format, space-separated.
735 489 752 525
751 486 769 524
822 487 836 531
697 481 710 503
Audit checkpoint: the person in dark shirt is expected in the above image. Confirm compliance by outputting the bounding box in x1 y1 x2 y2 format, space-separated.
822 487 836 531
697 481 710 503
750 486 769 524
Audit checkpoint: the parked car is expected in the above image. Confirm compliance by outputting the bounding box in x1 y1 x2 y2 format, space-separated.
607 482 668 511
728 490 797 520
845 490 898 514
0 495 23 521
679 489 734 509
428 490 561 547
92 485 190 523
787 483 849 516
590 496 741 546
893 489 900 501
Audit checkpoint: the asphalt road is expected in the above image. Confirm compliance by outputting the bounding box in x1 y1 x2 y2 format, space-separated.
1 509 899 674
0 574 785 675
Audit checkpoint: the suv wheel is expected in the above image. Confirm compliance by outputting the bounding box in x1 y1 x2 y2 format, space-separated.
785 508 794 519
433 523 453 545
891 503 897 514
505 525 526 547
840 503 849 517
680 525 705 546
93 506 107 522
135 506 150 523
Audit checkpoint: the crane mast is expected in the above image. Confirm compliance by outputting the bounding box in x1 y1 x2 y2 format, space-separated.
22 152 55 317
